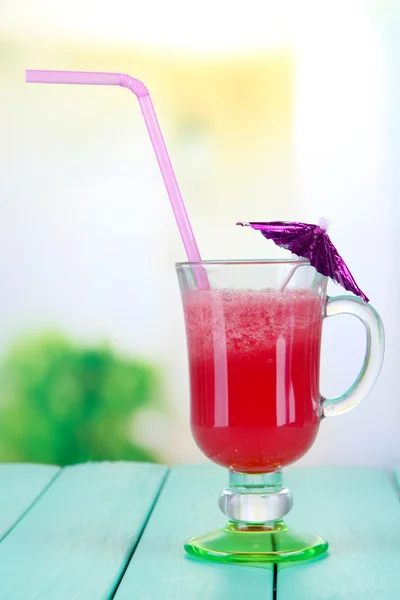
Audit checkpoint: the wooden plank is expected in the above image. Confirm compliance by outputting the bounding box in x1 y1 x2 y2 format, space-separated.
0 463 59 541
114 464 273 600
277 467 400 599
0 461 167 600
392 467 400 492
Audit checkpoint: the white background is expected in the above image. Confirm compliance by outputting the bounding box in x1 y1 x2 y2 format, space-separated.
0 0 398 466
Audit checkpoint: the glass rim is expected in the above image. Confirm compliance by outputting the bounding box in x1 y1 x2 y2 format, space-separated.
175 258 310 267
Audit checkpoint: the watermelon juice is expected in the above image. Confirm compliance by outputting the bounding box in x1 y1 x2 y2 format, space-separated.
182 288 325 474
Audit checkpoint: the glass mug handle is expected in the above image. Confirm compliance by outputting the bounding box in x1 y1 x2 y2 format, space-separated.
322 296 385 418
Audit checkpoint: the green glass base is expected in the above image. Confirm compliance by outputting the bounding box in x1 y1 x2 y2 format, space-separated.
185 521 328 564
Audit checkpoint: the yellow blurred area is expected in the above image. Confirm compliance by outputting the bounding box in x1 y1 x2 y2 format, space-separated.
1 34 293 212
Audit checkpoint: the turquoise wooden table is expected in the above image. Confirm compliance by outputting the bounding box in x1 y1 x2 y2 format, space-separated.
0 462 399 599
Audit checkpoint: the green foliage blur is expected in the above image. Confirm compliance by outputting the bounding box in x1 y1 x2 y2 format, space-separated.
0 333 161 465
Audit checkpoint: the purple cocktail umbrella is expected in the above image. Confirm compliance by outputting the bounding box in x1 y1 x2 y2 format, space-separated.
237 219 368 302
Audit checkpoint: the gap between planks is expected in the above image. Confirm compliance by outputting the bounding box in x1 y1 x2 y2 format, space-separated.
0 467 62 544
110 467 171 599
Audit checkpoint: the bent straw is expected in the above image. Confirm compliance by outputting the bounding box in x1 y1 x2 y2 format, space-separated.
25 69 207 286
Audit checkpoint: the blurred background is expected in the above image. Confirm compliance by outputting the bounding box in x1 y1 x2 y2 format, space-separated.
0 0 398 467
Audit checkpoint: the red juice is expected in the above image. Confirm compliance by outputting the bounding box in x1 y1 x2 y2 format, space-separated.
183 289 324 473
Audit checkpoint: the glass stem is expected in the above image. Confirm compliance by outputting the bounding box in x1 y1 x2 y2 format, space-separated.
218 470 293 524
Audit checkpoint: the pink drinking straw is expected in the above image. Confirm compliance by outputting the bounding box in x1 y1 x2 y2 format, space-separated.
25 70 206 282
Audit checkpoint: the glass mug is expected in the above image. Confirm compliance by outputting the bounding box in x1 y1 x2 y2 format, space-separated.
176 259 384 564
